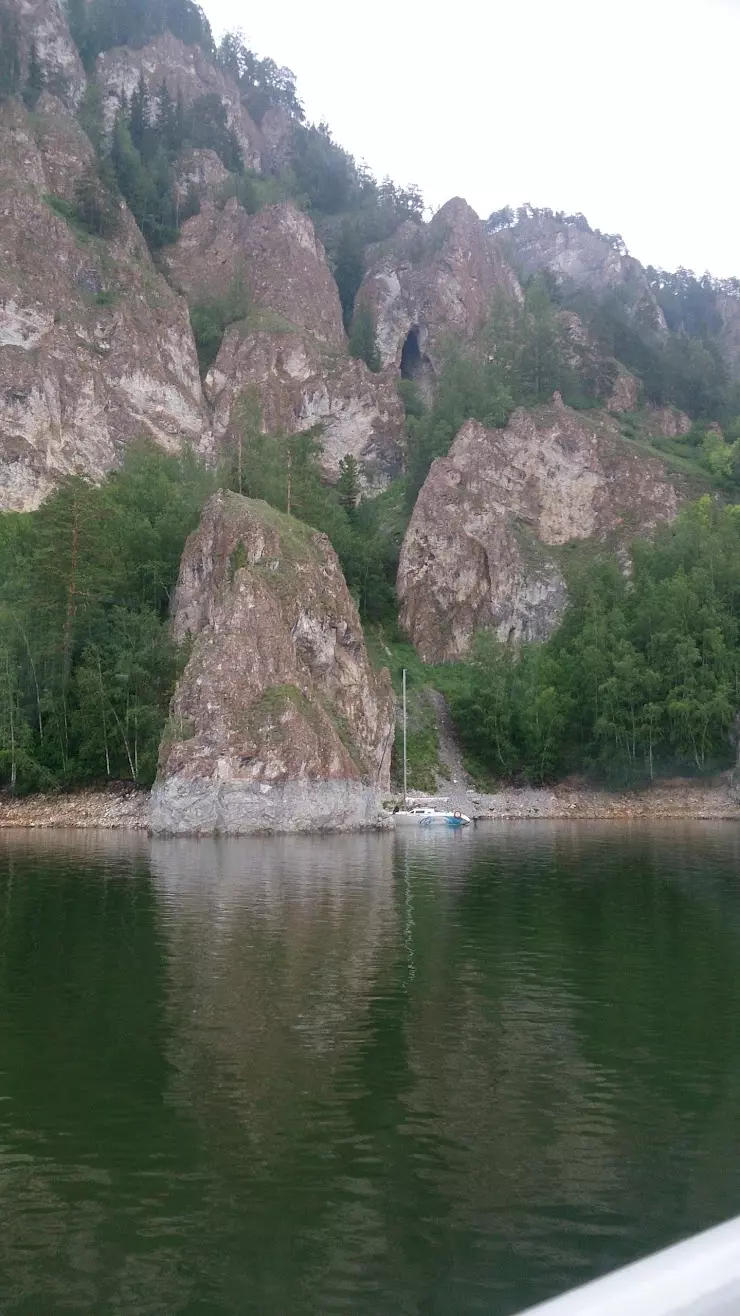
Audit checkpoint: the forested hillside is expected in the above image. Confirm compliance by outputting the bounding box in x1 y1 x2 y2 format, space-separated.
2 0 740 795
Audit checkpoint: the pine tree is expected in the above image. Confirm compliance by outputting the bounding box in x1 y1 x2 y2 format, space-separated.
334 219 365 330
156 81 178 154
337 455 360 515
23 40 43 109
129 72 149 152
349 303 381 373
73 165 121 238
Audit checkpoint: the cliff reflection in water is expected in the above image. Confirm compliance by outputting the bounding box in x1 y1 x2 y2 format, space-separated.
150 833 398 1117
2 824 740 1314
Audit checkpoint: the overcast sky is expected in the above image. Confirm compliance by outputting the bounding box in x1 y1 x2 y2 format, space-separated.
204 0 738 278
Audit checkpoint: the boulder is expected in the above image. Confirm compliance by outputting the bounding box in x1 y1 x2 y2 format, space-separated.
151 491 395 835
357 197 523 372
398 401 682 662
0 99 209 510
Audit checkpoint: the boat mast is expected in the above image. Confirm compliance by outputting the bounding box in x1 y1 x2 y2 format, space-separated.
403 668 408 808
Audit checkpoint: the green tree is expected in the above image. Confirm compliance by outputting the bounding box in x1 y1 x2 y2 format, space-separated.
22 40 44 109
334 219 365 329
189 276 251 378
73 164 121 237
0 444 217 792
337 454 360 515
349 303 381 372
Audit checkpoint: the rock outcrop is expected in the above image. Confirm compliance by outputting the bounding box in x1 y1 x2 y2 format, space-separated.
0 98 209 510
398 400 682 662
167 199 406 487
165 199 346 345
207 330 405 485
606 368 640 413
174 147 230 207
151 491 395 835
12 0 86 107
500 213 666 333
97 33 261 168
643 405 692 439
357 198 522 374
713 289 740 378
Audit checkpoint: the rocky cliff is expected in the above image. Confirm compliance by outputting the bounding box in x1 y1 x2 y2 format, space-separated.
11 0 86 107
358 198 522 378
398 400 682 663
165 199 346 344
500 213 667 333
166 198 406 486
714 289 740 378
0 96 209 510
151 491 395 834
97 33 261 168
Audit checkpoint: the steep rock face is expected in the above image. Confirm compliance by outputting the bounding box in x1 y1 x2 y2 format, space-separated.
151 491 395 835
714 290 740 377
166 199 345 346
174 147 230 206
501 215 666 332
13 0 86 106
0 98 209 510
358 198 523 372
168 199 405 486
96 33 261 168
398 401 681 662
207 331 405 485
258 105 294 172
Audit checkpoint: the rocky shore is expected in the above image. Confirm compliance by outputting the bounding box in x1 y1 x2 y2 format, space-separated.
2 777 740 832
401 777 740 821
0 787 150 830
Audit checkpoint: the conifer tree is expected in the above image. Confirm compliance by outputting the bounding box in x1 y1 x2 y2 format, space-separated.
334 219 365 330
23 40 43 109
349 303 381 372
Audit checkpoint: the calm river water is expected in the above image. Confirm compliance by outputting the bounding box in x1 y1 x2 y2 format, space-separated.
2 822 740 1314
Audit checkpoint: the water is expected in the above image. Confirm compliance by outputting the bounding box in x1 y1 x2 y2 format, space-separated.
2 823 740 1314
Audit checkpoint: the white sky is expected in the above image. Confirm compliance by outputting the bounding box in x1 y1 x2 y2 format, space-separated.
204 0 739 278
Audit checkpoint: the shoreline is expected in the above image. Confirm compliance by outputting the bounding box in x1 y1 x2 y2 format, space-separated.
432 777 740 821
0 777 739 831
0 787 150 831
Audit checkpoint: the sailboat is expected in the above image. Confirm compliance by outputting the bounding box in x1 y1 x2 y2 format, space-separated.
392 671 471 829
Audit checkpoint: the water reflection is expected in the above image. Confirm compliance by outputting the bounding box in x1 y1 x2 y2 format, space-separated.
1 824 740 1313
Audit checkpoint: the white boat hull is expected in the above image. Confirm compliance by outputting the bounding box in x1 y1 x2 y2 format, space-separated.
392 809 471 829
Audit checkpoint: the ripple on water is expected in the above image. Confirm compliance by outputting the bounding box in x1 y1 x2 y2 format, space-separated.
1 822 740 1313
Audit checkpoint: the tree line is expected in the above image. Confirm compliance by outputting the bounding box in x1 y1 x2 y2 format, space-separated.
0 446 216 792
400 276 617 503
0 427 405 794
4 433 740 795
442 498 740 785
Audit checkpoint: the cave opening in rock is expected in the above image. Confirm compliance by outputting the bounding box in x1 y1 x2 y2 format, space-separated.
400 326 422 380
